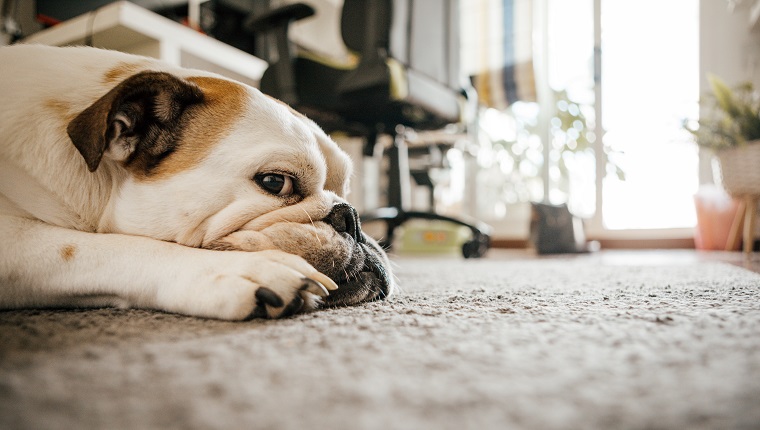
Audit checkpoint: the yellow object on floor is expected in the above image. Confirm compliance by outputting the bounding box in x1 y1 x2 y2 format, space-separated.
395 220 470 255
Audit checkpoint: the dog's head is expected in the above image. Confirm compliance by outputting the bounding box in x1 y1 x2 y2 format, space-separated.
67 70 393 306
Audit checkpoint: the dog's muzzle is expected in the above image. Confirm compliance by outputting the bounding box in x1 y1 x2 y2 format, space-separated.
319 203 392 306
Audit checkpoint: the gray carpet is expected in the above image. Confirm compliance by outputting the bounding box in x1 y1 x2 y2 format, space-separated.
1 252 759 430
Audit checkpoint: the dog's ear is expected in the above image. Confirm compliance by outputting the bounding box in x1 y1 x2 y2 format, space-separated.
67 71 204 172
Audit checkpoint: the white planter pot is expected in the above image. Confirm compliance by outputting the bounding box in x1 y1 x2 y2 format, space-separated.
716 139 760 196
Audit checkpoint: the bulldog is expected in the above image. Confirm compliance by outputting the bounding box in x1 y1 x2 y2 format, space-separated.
0 44 393 320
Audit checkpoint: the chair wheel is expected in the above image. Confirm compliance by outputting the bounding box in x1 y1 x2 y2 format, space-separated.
462 236 489 259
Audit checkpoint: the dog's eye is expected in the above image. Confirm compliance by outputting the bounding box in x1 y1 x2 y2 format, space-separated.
255 174 294 196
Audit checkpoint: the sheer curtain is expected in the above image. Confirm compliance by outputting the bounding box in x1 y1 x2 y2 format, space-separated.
461 0 536 109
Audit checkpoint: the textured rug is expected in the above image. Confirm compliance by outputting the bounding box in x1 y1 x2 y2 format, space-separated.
1 252 759 430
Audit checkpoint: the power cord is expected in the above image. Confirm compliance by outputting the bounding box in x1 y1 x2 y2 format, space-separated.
84 9 96 46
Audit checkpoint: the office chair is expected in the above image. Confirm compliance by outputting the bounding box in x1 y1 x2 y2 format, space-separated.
246 0 491 258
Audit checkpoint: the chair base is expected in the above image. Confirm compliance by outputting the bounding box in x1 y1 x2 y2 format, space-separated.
361 207 491 259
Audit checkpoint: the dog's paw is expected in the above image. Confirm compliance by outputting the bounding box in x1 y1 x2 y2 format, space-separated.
247 277 332 320
166 249 337 320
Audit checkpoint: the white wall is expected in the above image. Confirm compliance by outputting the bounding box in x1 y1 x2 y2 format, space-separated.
700 0 760 90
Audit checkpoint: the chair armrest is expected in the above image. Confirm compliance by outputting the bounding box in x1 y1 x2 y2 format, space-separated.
243 3 315 106
244 3 315 33
337 0 390 95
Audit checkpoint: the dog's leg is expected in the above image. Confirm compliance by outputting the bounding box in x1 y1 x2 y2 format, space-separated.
0 216 335 320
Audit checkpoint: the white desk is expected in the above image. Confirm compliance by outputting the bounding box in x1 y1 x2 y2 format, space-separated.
23 1 268 87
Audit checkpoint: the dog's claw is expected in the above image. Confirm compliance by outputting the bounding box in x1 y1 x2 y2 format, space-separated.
255 287 284 308
300 277 329 297
251 284 317 319
309 272 339 291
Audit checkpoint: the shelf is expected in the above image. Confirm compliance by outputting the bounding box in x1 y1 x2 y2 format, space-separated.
22 1 268 87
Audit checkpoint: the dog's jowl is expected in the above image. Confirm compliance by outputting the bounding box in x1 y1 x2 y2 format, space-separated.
0 45 393 320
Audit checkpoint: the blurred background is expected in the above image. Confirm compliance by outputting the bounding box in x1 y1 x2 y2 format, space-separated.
3 0 759 254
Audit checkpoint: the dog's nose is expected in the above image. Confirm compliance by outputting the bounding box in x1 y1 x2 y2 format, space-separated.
325 203 363 243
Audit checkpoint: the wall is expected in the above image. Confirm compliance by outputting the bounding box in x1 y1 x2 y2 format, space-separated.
700 0 760 90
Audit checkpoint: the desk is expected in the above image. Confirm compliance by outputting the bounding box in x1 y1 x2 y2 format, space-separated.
23 1 267 87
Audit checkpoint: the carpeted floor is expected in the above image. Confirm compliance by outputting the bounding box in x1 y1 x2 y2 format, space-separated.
1 251 759 430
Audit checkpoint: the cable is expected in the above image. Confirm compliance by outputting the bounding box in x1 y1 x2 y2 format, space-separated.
84 8 98 47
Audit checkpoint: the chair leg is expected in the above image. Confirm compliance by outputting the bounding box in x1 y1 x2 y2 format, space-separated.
387 131 411 211
359 128 492 258
726 199 745 251
743 195 757 254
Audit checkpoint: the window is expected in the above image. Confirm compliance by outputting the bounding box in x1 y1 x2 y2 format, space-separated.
599 0 700 231
472 0 700 238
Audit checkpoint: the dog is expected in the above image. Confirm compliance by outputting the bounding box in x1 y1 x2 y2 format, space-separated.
0 44 393 320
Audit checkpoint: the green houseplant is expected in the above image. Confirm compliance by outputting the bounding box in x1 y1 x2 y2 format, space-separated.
687 75 760 150
687 75 760 196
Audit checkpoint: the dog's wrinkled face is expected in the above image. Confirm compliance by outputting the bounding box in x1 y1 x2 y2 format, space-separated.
210 204 392 306
67 71 393 306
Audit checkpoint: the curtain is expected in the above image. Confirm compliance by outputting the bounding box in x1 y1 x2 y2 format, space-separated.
461 0 536 109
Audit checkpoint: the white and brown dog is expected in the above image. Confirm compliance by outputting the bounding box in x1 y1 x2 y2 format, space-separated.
0 44 393 320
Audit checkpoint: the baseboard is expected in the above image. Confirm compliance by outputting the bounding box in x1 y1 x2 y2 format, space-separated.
491 237 698 249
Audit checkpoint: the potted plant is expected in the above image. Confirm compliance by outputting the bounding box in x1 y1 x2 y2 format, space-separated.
686 75 760 196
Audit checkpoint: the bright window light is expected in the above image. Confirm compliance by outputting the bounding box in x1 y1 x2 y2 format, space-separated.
600 0 700 230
